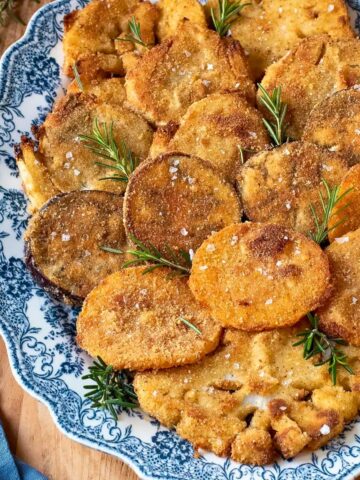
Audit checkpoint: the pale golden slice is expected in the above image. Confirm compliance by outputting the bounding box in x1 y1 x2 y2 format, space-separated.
67 77 127 106
303 87 360 167
77 267 222 370
124 153 241 252
125 21 255 126
189 223 330 331
150 93 270 182
259 36 360 139
157 0 207 41
238 141 348 234
135 325 360 465
318 228 360 346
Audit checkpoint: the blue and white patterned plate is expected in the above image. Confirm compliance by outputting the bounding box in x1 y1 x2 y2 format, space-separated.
1 1 360 478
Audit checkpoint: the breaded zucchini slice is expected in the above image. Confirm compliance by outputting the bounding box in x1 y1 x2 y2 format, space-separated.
303 87 360 167
317 228 360 346
259 35 360 139
150 93 270 182
125 21 255 126
67 77 127 106
135 325 360 464
157 0 207 41
238 142 348 234
189 223 330 331
25 191 127 305
38 92 153 195
124 153 242 252
76 267 222 370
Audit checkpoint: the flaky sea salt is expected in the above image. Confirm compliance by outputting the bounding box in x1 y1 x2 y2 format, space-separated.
206 243 216 252
335 236 349 244
62 233 71 242
320 424 331 435
180 227 188 236
199 265 208 271
265 298 273 305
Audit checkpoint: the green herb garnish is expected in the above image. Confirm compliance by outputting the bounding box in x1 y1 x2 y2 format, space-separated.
118 16 149 48
211 0 250 37
72 62 84 92
179 316 202 335
258 84 288 146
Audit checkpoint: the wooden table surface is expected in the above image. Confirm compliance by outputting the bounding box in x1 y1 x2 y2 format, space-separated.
0 2 139 479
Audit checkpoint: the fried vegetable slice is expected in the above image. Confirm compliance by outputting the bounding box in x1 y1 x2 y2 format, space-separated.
151 93 270 182
135 325 360 464
125 21 255 126
76 267 222 370
67 77 127 106
303 87 360 167
25 191 127 305
318 228 360 346
238 141 348 234
259 35 360 139
157 0 207 41
124 153 241 252
189 223 330 331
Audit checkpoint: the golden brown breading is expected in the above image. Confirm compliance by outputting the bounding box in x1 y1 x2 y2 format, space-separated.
238 141 349 234
157 0 207 41
318 228 360 346
67 77 127 106
125 21 255 126
303 87 360 167
150 93 270 182
124 153 242 252
259 35 360 139
189 223 330 331
76 267 222 370
135 325 360 465
38 92 153 195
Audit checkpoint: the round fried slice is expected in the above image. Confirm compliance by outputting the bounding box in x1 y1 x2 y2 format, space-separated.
151 93 270 182
25 191 127 305
125 21 255 126
135 325 360 464
189 223 330 331
67 77 127 106
76 267 222 370
124 153 242 252
157 0 207 41
38 93 153 195
238 141 349 234
259 35 360 139
328 164 360 241
317 228 360 346
303 87 360 167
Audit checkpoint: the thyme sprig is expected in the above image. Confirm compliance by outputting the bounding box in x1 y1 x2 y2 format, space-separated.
82 357 138 420
118 16 149 48
293 313 353 385
258 84 288 146
179 316 202 335
102 234 192 277
211 0 250 37
79 118 139 182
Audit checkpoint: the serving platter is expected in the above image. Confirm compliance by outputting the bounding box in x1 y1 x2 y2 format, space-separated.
1 1 360 478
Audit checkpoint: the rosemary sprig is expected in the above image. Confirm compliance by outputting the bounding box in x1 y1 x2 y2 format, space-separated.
79 118 139 182
308 179 353 245
72 62 84 92
179 316 202 335
118 16 149 48
293 313 353 385
258 84 288 146
101 234 192 277
0 0 24 25
82 357 138 420
211 0 250 37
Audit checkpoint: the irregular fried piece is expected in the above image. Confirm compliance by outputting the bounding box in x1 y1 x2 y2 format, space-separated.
150 93 270 182
135 325 360 465
124 153 241 252
77 267 222 370
125 21 255 126
157 0 207 41
25 191 127 305
238 141 348 234
67 77 127 106
328 164 360 241
318 228 360 346
38 93 153 195
149 121 179 159
189 223 330 331
303 87 360 167
259 35 360 139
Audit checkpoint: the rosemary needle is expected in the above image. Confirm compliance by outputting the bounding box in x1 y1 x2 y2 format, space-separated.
211 0 250 37
257 83 288 146
117 16 149 48
72 62 84 92
179 316 202 335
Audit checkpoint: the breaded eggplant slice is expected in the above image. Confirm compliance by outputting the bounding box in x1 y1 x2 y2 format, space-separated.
205 0 354 80
156 0 207 41
238 142 349 234
303 87 360 167
67 77 127 105
125 21 255 126
328 164 360 241
38 93 153 195
124 153 241 252
76 267 222 370
135 325 360 464
259 35 360 139
317 228 360 346
189 223 330 331
150 93 270 182
25 191 127 305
